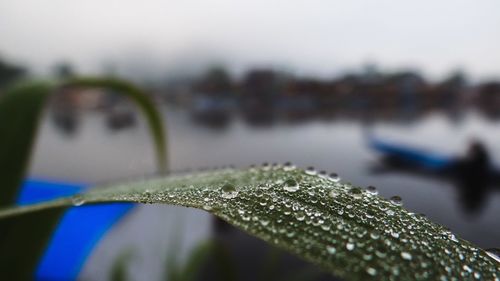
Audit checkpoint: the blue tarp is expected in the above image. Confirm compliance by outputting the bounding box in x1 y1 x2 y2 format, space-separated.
17 179 134 281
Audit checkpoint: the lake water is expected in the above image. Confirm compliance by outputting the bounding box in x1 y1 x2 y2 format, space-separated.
28 106 500 279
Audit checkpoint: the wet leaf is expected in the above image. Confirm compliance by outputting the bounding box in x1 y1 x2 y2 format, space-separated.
1 166 498 280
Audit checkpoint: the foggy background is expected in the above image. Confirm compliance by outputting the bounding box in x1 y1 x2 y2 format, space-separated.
1 0 499 81
1 1 500 280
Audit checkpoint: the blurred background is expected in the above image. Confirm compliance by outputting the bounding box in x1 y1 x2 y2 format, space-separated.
1 0 499 280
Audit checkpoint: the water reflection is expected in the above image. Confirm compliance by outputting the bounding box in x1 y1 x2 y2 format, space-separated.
50 108 80 136
49 87 138 136
32 98 500 250
106 106 136 131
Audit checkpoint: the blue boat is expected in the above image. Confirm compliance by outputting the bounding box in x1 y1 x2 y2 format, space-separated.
367 134 500 213
368 136 455 172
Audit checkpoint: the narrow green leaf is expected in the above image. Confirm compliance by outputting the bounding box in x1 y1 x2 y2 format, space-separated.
0 81 53 206
0 82 63 280
63 77 168 172
110 248 135 281
1 167 498 280
0 78 167 279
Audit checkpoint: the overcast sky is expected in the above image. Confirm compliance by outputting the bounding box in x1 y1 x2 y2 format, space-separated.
0 0 499 80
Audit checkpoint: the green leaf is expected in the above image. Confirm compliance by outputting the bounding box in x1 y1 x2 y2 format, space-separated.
0 81 53 206
0 82 61 280
110 248 135 281
1 167 498 280
63 77 168 172
0 78 167 279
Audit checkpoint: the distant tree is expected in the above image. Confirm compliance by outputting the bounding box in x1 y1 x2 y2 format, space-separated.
0 57 26 89
197 66 232 94
443 70 468 88
53 62 76 79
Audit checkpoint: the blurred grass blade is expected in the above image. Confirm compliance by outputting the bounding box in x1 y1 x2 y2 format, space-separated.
0 78 167 280
0 206 66 279
179 241 216 281
0 78 167 206
1 167 498 280
63 77 168 172
0 82 53 206
110 248 135 281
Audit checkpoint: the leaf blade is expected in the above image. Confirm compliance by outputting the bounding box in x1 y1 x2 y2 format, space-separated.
1 167 498 280
0 78 167 280
63 77 168 172
0 81 53 206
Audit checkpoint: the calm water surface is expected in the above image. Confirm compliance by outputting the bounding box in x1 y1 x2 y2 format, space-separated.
28 107 500 279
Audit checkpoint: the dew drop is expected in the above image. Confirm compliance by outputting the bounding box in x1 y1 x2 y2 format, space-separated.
305 166 317 175
259 183 271 190
346 242 355 251
401 251 412 260
370 231 380 239
329 190 339 198
449 233 458 243
391 230 400 238
294 210 306 221
485 248 500 263
260 219 270 226
386 209 395 216
328 173 341 182
366 185 378 195
349 187 362 199
283 162 296 171
221 183 239 199
363 254 373 261
71 195 85 206
262 162 270 171
390 195 403 206
326 246 336 254
365 210 375 219
366 267 377 276
284 179 299 192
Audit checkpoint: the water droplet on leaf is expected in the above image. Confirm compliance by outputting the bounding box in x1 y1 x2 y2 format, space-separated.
390 195 403 206
283 162 296 171
328 173 340 182
221 183 238 199
401 251 412 260
305 166 317 175
329 190 339 198
284 179 299 192
366 267 377 276
349 187 362 199
71 195 85 206
366 185 378 195
326 245 336 254
485 248 500 263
